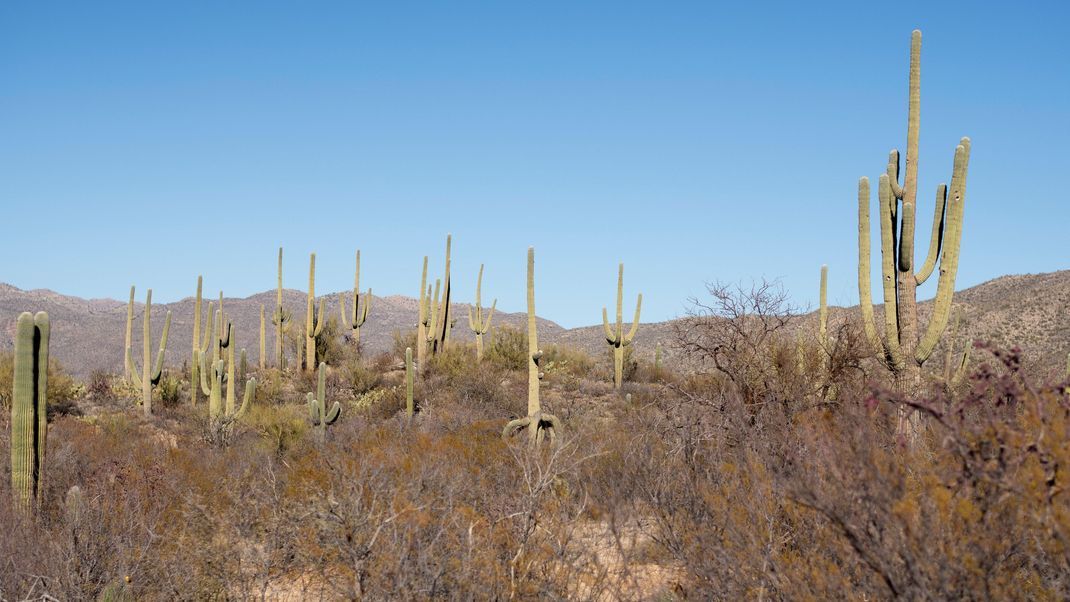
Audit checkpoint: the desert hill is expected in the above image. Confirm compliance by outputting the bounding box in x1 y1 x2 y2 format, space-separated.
1 270 1068 379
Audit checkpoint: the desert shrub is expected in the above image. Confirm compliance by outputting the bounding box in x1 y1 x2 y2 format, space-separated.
426 344 476 383
340 356 382 396
484 325 527 371
392 329 418 360
156 369 183 409
542 344 594 379
86 369 115 399
242 403 308 456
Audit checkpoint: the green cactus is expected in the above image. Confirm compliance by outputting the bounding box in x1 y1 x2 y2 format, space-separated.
405 347 415 421
503 247 561 446
942 306 970 391
271 247 291 369
308 362 340 435
602 263 642 389
437 234 453 349
211 307 232 367
10 311 49 512
305 252 326 372
259 304 266 370
341 250 372 349
239 348 248 384
64 484 84 525
416 255 430 375
423 278 442 351
198 350 255 421
468 264 497 361
127 289 171 416
191 277 215 406
857 30 971 397
124 285 134 381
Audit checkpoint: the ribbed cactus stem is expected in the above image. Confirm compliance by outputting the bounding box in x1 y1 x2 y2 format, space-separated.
124 285 134 381
11 311 49 513
467 264 497 361
601 263 642 389
503 247 560 445
405 347 414 420
126 289 171 416
437 234 452 349
305 253 325 372
308 362 340 436
340 250 372 348
272 247 290 369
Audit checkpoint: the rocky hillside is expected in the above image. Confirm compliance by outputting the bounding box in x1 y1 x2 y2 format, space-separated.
1 270 1068 379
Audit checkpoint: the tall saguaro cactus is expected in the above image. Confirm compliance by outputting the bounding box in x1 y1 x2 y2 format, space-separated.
467 264 497 360
340 250 371 348
124 286 134 381
503 247 561 445
199 353 255 421
127 289 172 416
857 30 971 395
305 252 326 372
437 234 453 349
602 263 642 389
191 277 215 406
11 311 49 512
271 247 291 369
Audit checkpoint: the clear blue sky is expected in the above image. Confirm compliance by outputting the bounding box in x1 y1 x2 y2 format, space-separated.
2 2 1067 327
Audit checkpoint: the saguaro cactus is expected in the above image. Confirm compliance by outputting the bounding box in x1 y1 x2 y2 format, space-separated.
191 277 215 406
468 264 497 361
437 234 453 349
857 30 971 396
308 362 340 435
272 247 291 369
199 353 255 421
124 286 134 381
602 263 642 389
503 247 561 445
405 347 415 421
416 256 430 372
11 311 49 512
305 253 326 372
340 250 371 348
127 289 172 416
423 279 442 354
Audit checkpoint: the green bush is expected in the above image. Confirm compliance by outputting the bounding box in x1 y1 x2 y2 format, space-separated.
484 325 527 371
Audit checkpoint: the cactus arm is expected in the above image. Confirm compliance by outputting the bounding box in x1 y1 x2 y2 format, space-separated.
624 293 642 345
197 350 212 396
915 138 970 363
467 305 477 332
914 183 947 286
307 393 319 423
234 378 256 419
425 280 441 342
225 342 236 415
200 302 214 354
602 307 618 345
886 149 904 200
898 201 916 272
877 175 904 368
209 360 223 418
149 311 171 384
11 312 49 511
358 289 371 326
324 402 341 425
127 347 144 389
313 298 326 337
615 263 624 339
483 299 496 333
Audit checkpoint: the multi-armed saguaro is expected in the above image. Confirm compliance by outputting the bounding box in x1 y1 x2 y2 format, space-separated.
305 252 326 372
857 29 970 393
127 289 172 416
200 346 256 421
272 247 291 369
602 263 642 389
503 247 561 446
340 249 371 348
191 277 217 406
467 264 496 361
10 311 49 513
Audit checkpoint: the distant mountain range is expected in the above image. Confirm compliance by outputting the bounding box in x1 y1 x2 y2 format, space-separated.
1 270 1068 379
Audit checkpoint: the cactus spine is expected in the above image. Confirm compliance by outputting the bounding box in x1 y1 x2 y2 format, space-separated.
857 30 971 396
340 250 371 348
308 362 340 435
11 311 49 512
127 289 172 416
405 347 414 421
271 247 291 369
468 264 497 361
305 253 326 372
124 285 134 381
602 263 642 389
503 247 560 445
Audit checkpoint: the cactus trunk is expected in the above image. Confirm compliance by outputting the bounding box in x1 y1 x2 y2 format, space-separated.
467 264 496 361
11 311 49 513
601 263 642 389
